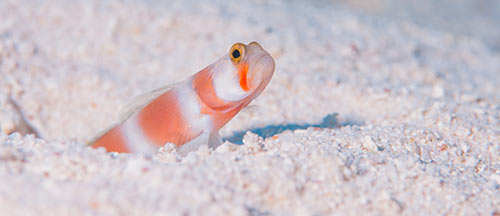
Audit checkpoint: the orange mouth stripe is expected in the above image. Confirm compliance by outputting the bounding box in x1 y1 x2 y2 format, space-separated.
238 63 250 92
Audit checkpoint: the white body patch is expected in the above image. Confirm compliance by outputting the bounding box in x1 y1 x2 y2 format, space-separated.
175 80 215 154
175 81 212 133
120 114 157 153
212 58 248 101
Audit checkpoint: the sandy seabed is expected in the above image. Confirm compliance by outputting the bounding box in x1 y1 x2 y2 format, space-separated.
0 0 499 215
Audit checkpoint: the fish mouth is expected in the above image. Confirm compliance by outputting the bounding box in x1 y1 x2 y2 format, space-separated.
248 53 275 88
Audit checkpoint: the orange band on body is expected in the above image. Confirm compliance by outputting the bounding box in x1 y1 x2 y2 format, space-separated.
192 68 249 130
192 68 228 110
138 90 199 147
92 127 130 153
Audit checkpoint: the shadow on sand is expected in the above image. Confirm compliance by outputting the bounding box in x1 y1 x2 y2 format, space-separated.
224 113 362 144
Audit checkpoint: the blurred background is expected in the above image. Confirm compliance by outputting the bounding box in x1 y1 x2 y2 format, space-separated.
325 0 500 52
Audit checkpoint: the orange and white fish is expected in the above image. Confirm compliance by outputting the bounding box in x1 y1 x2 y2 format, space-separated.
91 42 275 155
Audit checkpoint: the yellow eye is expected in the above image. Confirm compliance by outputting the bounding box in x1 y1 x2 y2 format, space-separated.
229 43 246 64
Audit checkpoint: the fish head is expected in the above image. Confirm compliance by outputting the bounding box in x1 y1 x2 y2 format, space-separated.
211 42 275 102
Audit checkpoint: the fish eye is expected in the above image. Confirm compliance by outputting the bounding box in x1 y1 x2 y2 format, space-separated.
229 43 246 64
232 49 240 58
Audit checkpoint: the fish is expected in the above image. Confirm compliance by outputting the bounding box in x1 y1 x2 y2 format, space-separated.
90 42 275 155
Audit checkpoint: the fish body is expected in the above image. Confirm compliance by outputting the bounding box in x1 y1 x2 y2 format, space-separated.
91 42 275 155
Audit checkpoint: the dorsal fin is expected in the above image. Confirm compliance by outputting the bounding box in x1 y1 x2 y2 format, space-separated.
119 83 177 122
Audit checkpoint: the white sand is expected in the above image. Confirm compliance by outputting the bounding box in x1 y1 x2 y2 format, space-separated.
0 0 499 215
